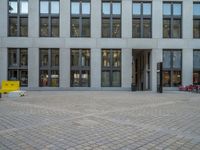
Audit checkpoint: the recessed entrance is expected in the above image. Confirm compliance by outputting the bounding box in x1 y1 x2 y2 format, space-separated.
132 49 151 91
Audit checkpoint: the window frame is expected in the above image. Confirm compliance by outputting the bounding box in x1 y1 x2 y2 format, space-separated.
132 1 152 38
163 2 182 38
101 0 122 38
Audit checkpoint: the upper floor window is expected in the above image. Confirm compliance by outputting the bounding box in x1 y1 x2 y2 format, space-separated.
102 0 121 38
163 2 182 38
193 3 200 38
132 2 152 38
71 0 91 37
40 0 60 37
8 0 28 37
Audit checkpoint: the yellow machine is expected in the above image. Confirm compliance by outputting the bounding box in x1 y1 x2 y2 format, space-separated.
0 80 20 94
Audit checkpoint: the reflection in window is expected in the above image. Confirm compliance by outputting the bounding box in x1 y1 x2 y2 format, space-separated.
40 18 49 37
193 3 200 38
163 3 171 15
173 19 181 38
51 18 59 37
51 1 59 14
20 18 28 36
173 3 181 15
8 48 28 87
71 49 90 87
9 17 18 36
143 19 151 38
132 19 140 38
102 49 121 87
163 50 182 87
194 3 200 16
193 72 200 85
20 1 28 14
102 0 121 38
163 19 170 38
71 0 90 37
143 3 151 15
133 3 141 15
9 1 18 14
40 48 59 87
194 50 200 69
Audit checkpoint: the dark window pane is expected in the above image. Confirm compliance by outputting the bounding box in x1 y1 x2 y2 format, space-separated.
40 1 49 13
71 50 79 66
163 71 171 87
194 50 200 69
40 18 49 37
143 3 151 15
9 1 18 14
51 18 59 37
20 18 28 36
8 49 17 66
71 18 80 37
112 3 121 15
173 19 181 38
81 50 90 67
71 71 80 87
172 71 181 87
163 19 170 38
20 49 28 66
51 70 59 87
51 1 59 14
40 49 48 66
143 19 151 38
9 17 18 36
8 70 18 81
193 72 200 84
112 71 121 87
163 51 171 69
172 51 181 69
102 50 110 67
81 70 90 87
51 49 59 66
40 70 48 87
20 1 28 14
163 3 171 15
173 3 181 15
133 19 140 38
82 18 90 37
102 71 110 87
103 3 110 15
194 4 200 16
133 3 141 15
102 18 110 37
112 18 121 38
112 50 121 67
20 70 28 86
193 20 200 38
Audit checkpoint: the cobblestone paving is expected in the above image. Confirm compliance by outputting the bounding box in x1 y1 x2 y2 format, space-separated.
0 91 200 150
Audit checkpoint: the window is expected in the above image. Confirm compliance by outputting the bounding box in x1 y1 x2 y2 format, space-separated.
8 48 28 87
8 0 28 37
163 2 182 38
193 50 200 85
194 3 200 38
71 0 91 37
40 0 60 37
71 49 90 87
163 50 182 87
132 2 152 38
102 49 121 87
39 49 59 87
102 0 121 38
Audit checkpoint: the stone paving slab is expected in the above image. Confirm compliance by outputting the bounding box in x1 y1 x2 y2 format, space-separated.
0 91 200 150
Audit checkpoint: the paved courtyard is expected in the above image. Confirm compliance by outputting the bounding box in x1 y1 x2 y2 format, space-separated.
0 91 200 150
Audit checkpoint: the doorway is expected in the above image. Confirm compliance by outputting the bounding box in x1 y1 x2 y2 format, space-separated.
132 49 151 91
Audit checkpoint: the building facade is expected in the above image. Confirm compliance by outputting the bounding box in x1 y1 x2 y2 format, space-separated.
0 0 200 91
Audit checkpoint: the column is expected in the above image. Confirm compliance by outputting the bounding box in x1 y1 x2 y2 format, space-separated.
0 0 7 37
60 0 70 38
152 0 162 39
151 49 162 92
122 0 132 38
28 48 39 88
0 48 8 84
122 49 132 88
60 48 70 88
182 0 193 39
91 0 101 38
29 0 39 37
91 49 101 88
182 49 193 86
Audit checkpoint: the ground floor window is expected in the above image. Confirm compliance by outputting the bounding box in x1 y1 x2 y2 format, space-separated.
193 50 200 84
71 49 90 87
8 48 28 87
39 49 59 87
163 50 182 87
101 49 121 87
